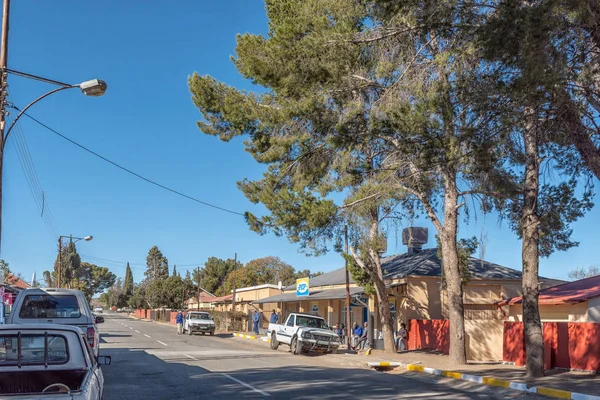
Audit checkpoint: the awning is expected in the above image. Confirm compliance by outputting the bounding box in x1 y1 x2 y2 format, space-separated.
253 287 364 304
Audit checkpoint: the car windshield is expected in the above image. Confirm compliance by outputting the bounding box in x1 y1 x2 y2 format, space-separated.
0 334 69 366
189 313 210 320
19 295 81 319
296 316 328 329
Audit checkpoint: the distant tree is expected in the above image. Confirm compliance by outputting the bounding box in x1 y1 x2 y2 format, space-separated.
42 270 53 287
0 259 10 283
172 265 177 277
194 257 242 296
72 262 117 302
53 240 81 288
123 263 134 299
568 266 600 281
145 246 169 282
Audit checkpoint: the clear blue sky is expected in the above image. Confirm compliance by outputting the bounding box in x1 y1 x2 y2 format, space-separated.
1 1 598 285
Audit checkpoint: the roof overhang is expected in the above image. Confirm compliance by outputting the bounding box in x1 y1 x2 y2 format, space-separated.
253 287 364 304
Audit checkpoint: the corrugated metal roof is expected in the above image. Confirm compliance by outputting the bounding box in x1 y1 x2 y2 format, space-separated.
253 287 364 304
499 274 600 306
283 268 355 290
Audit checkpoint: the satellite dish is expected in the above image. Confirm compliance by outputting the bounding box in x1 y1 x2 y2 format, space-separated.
278 281 283 290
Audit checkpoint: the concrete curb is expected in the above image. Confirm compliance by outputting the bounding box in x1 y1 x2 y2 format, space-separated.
366 362 600 400
232 332 257 340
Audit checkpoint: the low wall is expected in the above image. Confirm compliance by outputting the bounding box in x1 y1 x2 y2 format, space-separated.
408 319 449 354
503 321 600 372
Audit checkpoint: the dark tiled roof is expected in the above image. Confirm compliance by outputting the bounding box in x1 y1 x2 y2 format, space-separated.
499 274 600 305
382 248 523 280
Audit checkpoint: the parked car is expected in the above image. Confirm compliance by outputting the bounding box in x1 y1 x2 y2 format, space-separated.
268 312 340 355
7 288 104 358
93 307 103 314
183 311 215 336
0 324 111 399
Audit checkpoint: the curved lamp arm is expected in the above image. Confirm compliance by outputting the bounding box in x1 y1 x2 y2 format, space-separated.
2 85 77 148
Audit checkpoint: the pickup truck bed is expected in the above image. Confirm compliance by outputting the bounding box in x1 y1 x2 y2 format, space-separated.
0 370 86 394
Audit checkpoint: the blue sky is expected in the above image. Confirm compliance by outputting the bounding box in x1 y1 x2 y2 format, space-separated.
1 1 598 285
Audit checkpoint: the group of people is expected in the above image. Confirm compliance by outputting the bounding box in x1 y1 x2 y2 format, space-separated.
333 320 408 352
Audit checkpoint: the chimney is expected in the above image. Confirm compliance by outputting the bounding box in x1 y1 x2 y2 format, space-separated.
402 227 428 255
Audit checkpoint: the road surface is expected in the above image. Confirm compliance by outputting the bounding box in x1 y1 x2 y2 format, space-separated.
99 313 545 399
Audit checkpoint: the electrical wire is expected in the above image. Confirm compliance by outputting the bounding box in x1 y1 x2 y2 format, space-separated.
15 109 246 217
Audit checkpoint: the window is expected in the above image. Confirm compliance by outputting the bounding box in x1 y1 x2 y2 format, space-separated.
0 334 69 366
190 313 210 320
296 316 328 329
19 295 81 319
286 315 295 327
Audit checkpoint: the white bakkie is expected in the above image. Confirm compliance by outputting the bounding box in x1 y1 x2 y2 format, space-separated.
183 311 215 336
268 313 340 355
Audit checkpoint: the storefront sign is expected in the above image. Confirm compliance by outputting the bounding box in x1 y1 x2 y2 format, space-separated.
296 277 309 297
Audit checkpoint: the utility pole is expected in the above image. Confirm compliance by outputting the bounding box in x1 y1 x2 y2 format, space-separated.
345 225 351 349
196 266 200 311
0 0 11 254
57 237 62 288
231 253 237 312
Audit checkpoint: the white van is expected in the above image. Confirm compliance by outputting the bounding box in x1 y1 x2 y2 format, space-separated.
7 288 102 357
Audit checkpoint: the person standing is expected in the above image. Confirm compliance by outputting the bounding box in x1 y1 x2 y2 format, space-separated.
176 311 184 335
351 322 363 349
396 322 408 352
357 322 369 350
269 310 279 324
253 310 260 335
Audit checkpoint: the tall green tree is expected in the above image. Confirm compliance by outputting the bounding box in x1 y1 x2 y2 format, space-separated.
145 246 169 282
194 257 242 296
123 263 134 299
51 240 81 288
189 0 504 359
0 259 10 283
172 265 177 277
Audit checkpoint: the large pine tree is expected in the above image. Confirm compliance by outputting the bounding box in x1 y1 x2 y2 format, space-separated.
145 246 169 282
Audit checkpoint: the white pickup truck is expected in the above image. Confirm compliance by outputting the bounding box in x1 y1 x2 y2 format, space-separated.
268 313 340 355
183 311 215 336
0 324 111 399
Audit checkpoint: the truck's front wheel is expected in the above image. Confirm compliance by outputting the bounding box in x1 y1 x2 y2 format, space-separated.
270 332 279 350
291 336 301 355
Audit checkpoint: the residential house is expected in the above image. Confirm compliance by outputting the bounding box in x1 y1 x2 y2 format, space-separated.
499 274 600 322
184 289 215 310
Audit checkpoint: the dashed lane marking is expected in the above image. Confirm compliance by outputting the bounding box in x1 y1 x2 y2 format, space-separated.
157 340 168 346
144 334 151 338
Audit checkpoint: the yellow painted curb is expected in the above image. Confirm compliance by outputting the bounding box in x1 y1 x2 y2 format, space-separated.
441 371 462 379
536 387 572 399
407 364 424 372
379 362 390 367
482 377 510 388
365 348 372 356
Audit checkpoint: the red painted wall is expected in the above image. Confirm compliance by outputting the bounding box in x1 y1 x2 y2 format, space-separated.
408 319 450 354
503 321 600 372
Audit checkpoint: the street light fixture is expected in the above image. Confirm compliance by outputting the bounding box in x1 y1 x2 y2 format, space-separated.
57 235 93 288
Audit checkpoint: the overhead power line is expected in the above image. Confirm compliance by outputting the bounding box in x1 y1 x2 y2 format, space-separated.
16 109 246 217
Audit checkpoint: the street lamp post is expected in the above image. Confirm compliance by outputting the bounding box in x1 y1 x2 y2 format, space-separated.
0 0 107 254
57 235 92 288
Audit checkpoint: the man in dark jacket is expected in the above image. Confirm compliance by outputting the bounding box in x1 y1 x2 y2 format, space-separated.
253 310 260 335
176 311 184 335
269 310 279 323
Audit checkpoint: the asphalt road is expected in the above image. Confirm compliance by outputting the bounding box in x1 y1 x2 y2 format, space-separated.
98 313 546 399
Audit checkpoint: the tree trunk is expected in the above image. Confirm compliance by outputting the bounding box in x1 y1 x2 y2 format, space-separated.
441 171 467 365
522 110 544 377
373 275 395 353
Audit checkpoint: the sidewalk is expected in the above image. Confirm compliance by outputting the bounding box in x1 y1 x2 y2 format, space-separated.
347 349 600 399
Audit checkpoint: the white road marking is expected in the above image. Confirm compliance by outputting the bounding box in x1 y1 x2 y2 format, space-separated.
221 373 270 397
144 334 151 338
185 354 197 360
129 327 133 330
157 340 168 346
135 330 140 333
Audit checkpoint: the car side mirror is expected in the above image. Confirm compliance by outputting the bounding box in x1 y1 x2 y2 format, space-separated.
95 316 104 324
97 355 111 366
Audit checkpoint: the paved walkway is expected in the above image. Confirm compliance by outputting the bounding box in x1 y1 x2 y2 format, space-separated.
351 349 600 398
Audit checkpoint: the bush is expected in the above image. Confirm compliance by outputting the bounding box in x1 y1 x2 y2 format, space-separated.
211 311 248 332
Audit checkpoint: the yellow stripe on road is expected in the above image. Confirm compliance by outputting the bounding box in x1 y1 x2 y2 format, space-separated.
441 371 462 379
536 387 572 399
482 377 510 388
407 364 424 372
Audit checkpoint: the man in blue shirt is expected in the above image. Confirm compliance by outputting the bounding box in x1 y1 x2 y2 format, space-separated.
176 311 184 335
269 310 279 324
253 310 260 335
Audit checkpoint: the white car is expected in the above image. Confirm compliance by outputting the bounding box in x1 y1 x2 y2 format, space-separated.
94 307 103 314
0 324 111 399
268 313 340 354
183 311 215 336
